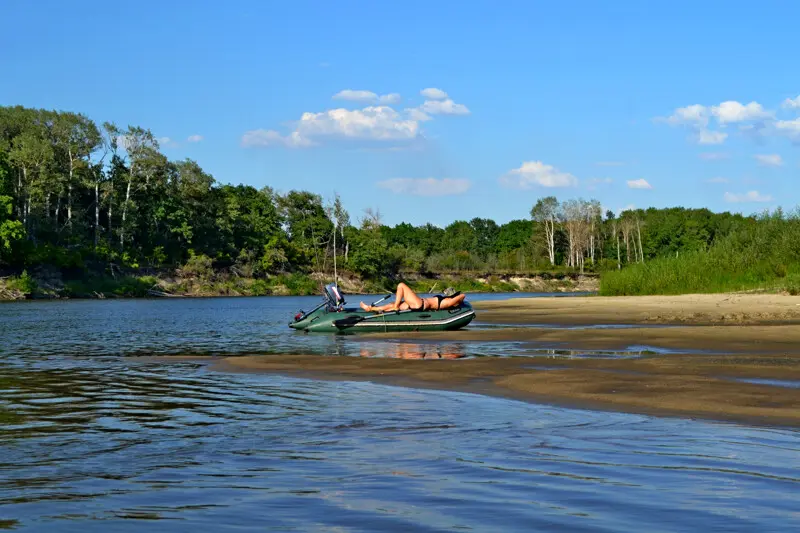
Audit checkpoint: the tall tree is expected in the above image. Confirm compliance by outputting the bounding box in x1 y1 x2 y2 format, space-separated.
8 130 53 236
52 112 101 232
531 196 559 266
113 125 159 251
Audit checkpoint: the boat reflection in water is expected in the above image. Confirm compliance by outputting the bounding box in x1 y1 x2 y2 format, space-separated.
357 343 466 359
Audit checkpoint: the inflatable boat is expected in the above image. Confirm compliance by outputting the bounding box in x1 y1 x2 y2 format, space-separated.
289 284 475 333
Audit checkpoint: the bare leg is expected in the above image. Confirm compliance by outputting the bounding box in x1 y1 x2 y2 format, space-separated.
360 283 421 312
392 282 423 311
360 301 410 312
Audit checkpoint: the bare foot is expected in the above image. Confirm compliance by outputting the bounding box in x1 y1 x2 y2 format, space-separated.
359 302 373 312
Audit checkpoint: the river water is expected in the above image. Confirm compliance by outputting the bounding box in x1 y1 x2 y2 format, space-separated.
1 295 798 532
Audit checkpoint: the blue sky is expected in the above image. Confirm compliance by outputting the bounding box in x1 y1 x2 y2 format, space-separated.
2 0 799 227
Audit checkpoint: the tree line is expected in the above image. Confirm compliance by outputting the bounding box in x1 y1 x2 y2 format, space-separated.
0 104 760 283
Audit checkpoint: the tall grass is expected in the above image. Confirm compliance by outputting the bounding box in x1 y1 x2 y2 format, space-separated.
600 210 800 295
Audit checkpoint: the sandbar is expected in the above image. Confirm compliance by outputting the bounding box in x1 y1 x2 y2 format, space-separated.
192 294 800 426
211 353 800 427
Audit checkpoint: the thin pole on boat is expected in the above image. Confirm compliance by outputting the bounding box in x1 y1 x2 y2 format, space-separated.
333 221 338 286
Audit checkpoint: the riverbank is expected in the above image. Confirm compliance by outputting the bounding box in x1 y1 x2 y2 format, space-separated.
0 270 598 300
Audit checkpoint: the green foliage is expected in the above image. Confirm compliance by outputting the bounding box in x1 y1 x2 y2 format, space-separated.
600 210 800 295
63 275 158 298
1 103 798 298
0 195 23 260
180 252 214 280
273 273 318 295
347 231 391 278
6 270 36 294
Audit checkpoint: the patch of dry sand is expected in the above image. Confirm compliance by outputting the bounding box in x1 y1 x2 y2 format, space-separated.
472 293 800 325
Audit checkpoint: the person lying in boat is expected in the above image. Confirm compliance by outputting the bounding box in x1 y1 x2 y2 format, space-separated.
359 283 466 313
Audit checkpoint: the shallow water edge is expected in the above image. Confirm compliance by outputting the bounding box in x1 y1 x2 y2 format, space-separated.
194 354 800 428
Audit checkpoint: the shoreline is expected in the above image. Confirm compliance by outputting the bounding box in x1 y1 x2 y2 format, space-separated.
0 273 598 301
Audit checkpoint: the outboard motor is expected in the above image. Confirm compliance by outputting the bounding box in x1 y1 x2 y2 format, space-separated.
324 283 346 311
289 283 350 330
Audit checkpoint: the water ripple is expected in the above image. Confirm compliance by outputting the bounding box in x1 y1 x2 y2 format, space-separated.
0 357 798 532
2 298 800 531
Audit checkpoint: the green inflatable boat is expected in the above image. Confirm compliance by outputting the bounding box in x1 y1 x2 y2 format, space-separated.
289 284 475 333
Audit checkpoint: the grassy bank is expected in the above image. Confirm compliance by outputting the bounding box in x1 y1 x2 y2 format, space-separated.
600 212 800 296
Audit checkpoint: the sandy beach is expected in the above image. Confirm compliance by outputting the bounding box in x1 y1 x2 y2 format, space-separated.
199 293 800 427
471 292 800 325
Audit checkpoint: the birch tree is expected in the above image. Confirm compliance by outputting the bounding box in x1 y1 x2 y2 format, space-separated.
8 130 53 236
115 125 158 251
530 196 559 266
53 112 100 232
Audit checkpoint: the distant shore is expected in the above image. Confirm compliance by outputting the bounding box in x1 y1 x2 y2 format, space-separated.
199 293 800 427
0 271 598 301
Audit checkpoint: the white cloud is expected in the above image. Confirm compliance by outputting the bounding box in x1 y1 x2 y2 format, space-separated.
775 118 800 139
420 98 470 115
333 90 402 105
187 134 203 143
333 89 379 102
754 154 783 167
723 190 773 203
626 178 652 189
240 129 315 148
666 104 708 127
699 152 730 161
297 106 419 140
157 136 172 146
706 177 729 184
377 178 471 196
242 106 420 148
379 93 401 104
245 88 470 149
661 100 773 145
782 95 800 109
697 130 728 145
406 108 432 122
711 101 771 124
420 88 448 100
500 161 578 189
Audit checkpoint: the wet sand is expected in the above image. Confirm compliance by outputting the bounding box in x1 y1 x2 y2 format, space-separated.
211 353 800 427
365 324 800 354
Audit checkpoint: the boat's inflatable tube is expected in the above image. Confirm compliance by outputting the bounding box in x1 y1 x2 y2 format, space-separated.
289 284 475 333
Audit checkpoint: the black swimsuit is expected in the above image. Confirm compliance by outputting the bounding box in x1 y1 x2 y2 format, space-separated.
413 292 461 312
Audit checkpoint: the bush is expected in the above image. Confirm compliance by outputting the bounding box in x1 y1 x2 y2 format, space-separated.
600 212 800 295
6 270 36 294
179 252 214 280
